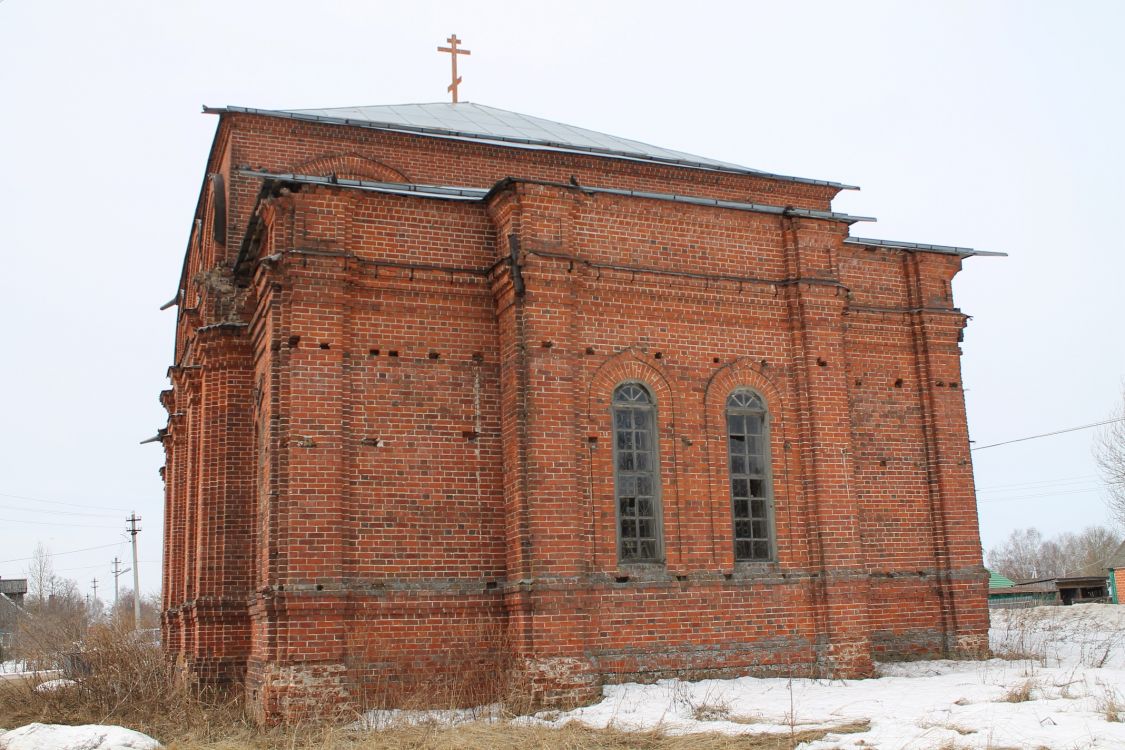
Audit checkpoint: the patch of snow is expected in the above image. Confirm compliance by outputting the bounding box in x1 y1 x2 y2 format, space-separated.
0 662 28 675
0 724 160 750
357 603 1125 749
355 704 505 730
32 679 77 694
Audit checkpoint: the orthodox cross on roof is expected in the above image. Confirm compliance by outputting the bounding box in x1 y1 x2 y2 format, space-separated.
437 33 471 103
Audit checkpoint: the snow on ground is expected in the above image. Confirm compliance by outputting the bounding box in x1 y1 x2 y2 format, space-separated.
361 604 1125 749
0 724 160 750
5 605 1125 748
531 604 1125 748
31 680 77 694
0 662 27 675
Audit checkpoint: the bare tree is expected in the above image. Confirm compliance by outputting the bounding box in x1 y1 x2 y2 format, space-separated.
1095 399 1125 527
988 528 1051 581
25 542 61 609
110 590 161 630
987 525 1122 582
15 544 92 662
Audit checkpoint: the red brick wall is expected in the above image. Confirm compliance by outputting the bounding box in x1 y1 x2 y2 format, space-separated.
161 111 989 721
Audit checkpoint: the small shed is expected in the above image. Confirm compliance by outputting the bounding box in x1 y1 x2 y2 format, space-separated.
988 570 1016 591
988 581 1058 608
0 578 28 659
0 578 27 608
1053 575 1109 605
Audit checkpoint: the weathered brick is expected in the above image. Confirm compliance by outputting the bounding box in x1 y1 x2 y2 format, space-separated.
161 106 989 723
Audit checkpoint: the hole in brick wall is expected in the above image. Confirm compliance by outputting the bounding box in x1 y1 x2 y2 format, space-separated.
485 581 498 590
319 342 330 350
936 380 946 387
287 335 301 348
316 584 323 591
428 351 440 359
586 347 596 355
541 340 554 349
472 352 484 362
587 436 598 445
855 378 863 386
389 350 399 357
713 357 721 363
894 378 904 388
950 381 959 389
271 341 281 352
880 459 888 467
462 430 480 441
654 351 663 359
760 358 768 368
676 575 687 582
369 349 380 357
723 573 733 580
614 576 630 584
817 358 828 367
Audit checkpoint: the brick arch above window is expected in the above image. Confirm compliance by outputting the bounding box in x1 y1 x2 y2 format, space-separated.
286 153 410 183
587 351 678 428
703 358 787 436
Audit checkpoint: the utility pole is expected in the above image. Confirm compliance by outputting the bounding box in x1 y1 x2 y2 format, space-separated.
126 513 142 630
111 557 131 613
91 577 98 602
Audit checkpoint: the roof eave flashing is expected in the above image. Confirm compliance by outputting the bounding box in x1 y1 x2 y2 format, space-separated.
213 104 857 190
845 236 1006 258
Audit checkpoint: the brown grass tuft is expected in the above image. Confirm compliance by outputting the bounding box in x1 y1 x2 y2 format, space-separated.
1 627 872 749
1002 678 1037 703
0 622 247 743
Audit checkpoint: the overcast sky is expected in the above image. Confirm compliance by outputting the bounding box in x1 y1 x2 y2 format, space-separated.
1 1 1123 600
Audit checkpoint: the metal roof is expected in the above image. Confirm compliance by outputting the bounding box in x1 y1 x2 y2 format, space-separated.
988 570 1016 589
845 236 1006 258
236 170 875 224
206 102 858 190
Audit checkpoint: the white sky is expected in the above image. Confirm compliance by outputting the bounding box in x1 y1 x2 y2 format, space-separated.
1 1 1122 601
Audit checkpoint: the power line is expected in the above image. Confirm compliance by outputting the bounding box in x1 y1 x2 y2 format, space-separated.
0 504 124 518
0 491 132 512
971 417 1124 452
978 487 1107 503
0 517 122 529
0 542 122 565
975 474 1100 492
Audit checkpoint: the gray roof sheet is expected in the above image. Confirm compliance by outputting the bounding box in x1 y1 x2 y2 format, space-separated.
235 170 875 224
845 236 1006 259
207 102 857 190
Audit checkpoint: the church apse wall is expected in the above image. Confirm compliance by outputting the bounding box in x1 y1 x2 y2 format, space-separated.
160 105 990 721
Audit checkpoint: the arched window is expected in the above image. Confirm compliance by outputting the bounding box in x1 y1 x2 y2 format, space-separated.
726 389 774 562
613 383 661 562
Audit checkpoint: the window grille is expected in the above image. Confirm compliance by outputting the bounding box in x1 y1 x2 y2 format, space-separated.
612 383 662 562
726 389 774 561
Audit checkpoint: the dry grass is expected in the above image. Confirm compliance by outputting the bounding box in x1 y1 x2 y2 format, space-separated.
1096 680 1124 723
0 623 872 749
1002 677 1037 703
0 622 248 743
160 719 872 750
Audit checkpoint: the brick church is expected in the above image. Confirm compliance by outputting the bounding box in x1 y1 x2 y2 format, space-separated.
158 100 994 721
